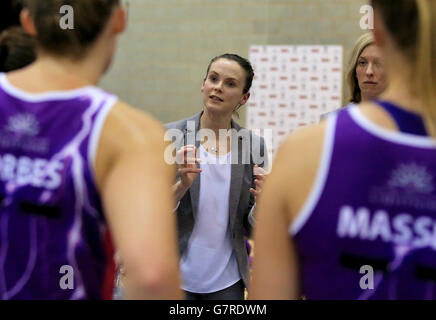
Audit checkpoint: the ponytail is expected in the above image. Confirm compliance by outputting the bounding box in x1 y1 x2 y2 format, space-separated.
0 37 9 72
415 0 436 134
0 26 36 72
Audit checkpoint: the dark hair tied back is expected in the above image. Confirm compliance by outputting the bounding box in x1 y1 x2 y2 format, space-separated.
0 26 36 72
206 53 255 94
371 0 419 60
23 0 120 59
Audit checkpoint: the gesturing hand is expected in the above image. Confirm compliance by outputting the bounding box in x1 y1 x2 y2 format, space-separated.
176 145 202 189
249 165 267 202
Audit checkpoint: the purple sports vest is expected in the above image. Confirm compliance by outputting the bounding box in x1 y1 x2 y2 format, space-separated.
290 105 436 299
0 73 117 299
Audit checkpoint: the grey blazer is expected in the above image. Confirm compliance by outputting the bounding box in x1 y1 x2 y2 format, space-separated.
165 112 268 289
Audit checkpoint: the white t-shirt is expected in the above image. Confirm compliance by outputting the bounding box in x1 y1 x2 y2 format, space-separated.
180 144 241 293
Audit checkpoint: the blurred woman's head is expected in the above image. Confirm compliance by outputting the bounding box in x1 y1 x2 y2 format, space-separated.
371 0 435 123
346 33 388 103
202 54 254 117
0 26 36 72
20 0 125 67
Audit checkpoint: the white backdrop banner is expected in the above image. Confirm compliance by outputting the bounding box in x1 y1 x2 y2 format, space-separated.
247 45 343 156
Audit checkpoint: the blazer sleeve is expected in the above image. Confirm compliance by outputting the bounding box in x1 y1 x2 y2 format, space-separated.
243 134 269 237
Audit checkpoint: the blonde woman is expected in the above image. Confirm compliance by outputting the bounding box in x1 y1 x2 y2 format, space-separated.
320 33 388 121
346 32 388 103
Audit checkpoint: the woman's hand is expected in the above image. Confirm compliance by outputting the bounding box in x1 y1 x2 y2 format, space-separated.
176 145 202 189
250 165 267 202
173 145 202 203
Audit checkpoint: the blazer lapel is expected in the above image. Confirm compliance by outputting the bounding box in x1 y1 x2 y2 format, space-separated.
228 119 245 231
185 112 202 220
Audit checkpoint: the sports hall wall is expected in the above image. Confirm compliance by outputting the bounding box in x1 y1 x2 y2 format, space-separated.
100 0 367 126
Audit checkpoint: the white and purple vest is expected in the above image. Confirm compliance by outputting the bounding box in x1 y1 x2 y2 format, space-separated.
290 105 436 299
0 73 117 299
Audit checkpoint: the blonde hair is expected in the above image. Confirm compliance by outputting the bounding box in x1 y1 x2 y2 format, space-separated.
346 32 374 103
415 0 436 134
371 0 436 134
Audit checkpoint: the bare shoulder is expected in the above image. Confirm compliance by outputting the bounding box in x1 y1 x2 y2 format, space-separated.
270 121 328 223
94 100 168 190
276 120 327 174
281 121 326 154
104 100 166 149
355 101 398 131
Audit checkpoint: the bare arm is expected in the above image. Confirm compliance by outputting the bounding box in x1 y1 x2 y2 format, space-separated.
96 102 182 299
249 143 300 299
250 123 326 300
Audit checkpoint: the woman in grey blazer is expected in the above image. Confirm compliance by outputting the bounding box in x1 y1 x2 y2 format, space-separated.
165 54 268 300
